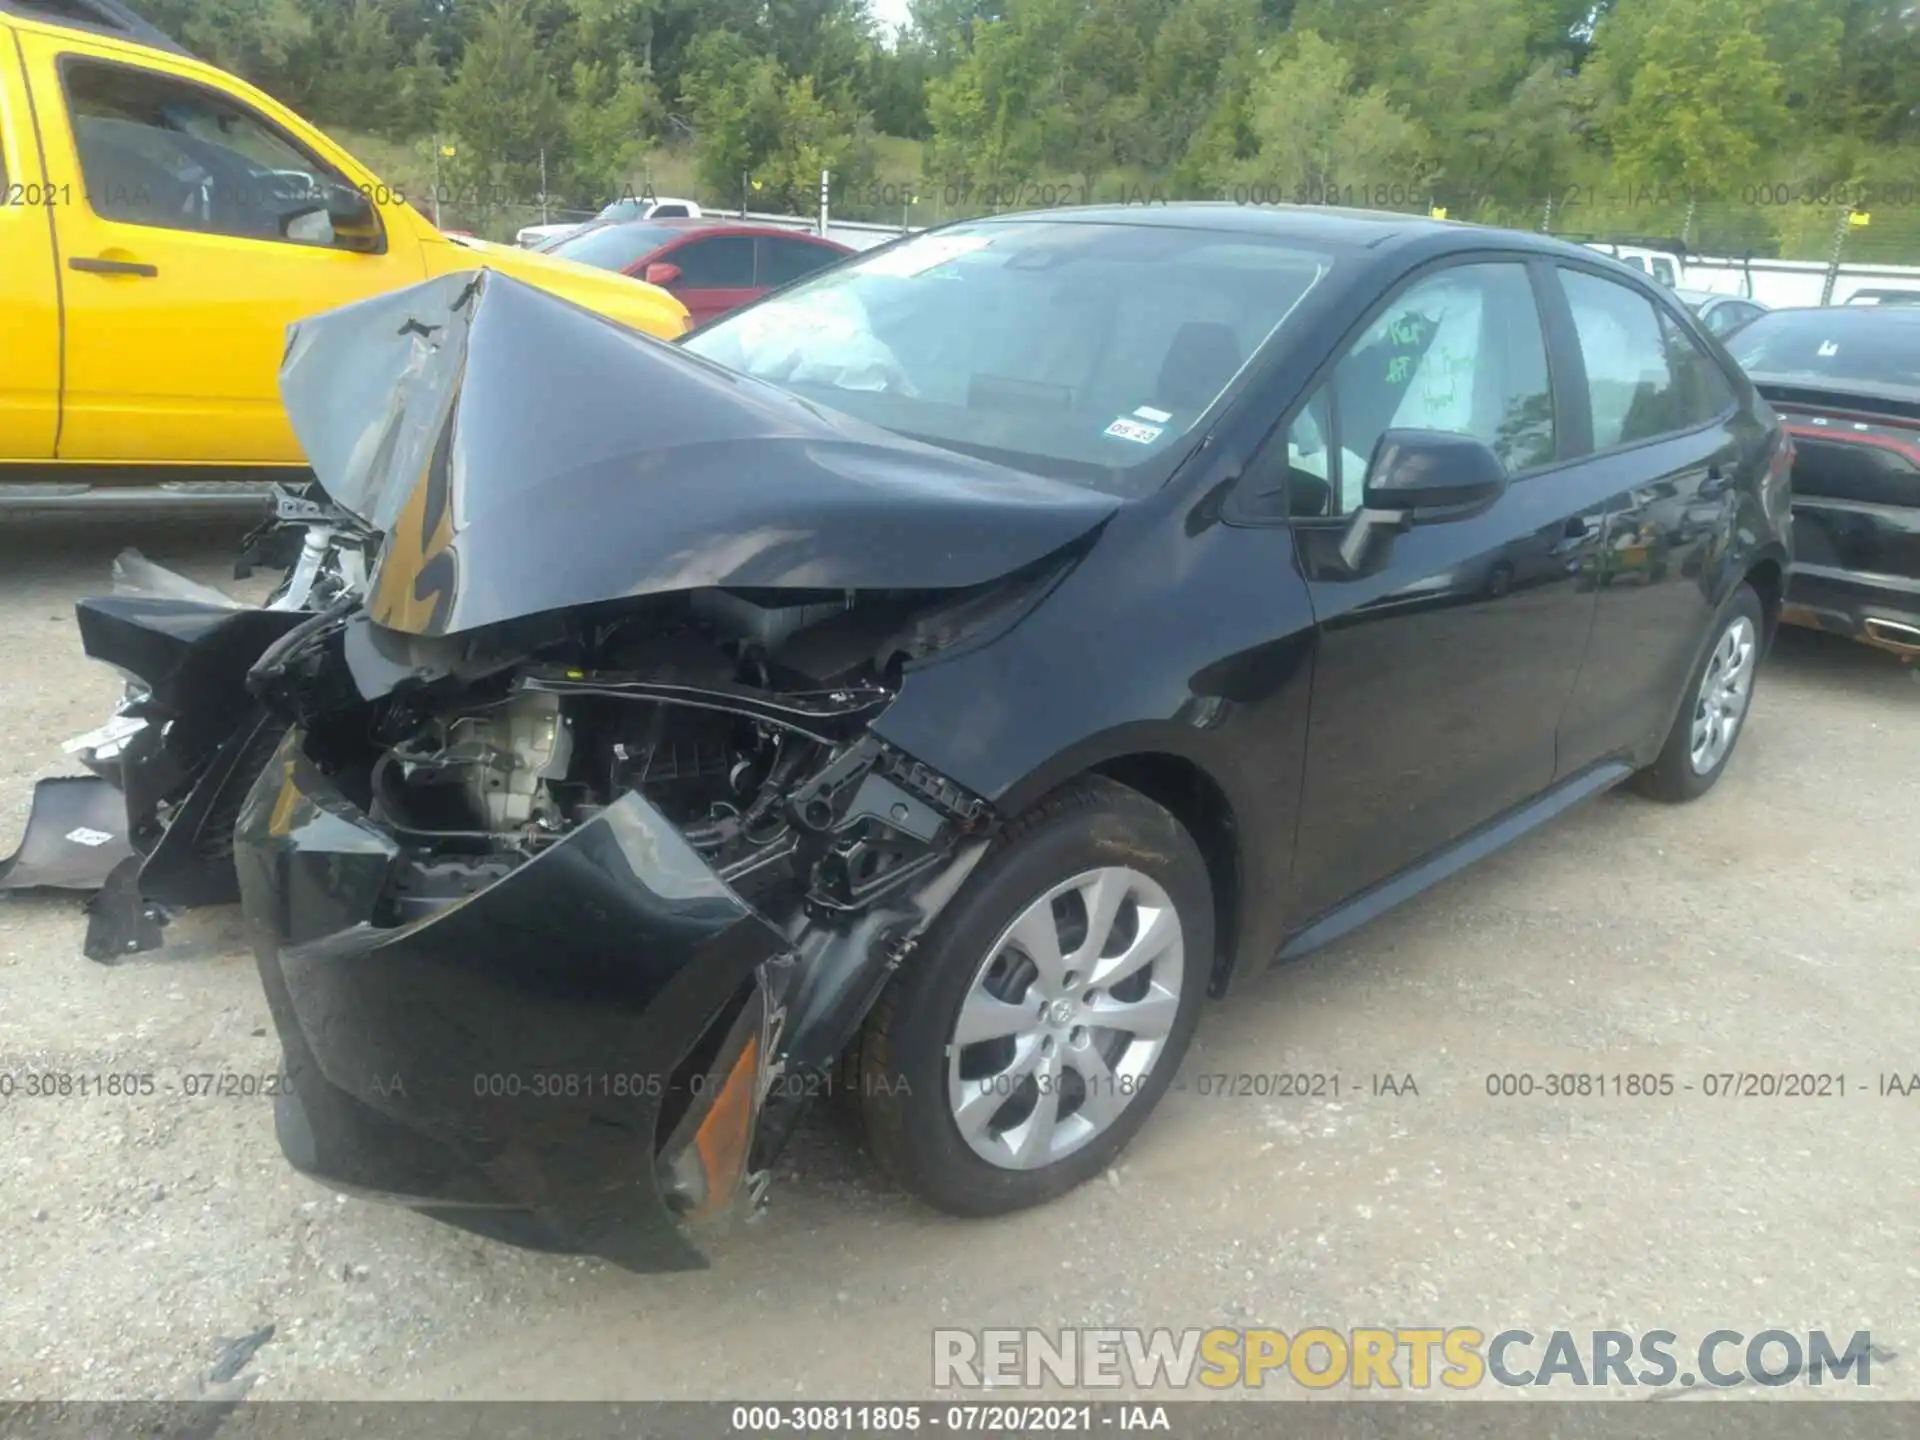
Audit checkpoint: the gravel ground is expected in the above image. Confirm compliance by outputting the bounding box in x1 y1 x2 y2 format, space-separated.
1 518 1917 1404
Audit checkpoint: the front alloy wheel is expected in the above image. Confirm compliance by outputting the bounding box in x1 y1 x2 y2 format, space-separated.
858 778 1211 1216
947 866 1184 1171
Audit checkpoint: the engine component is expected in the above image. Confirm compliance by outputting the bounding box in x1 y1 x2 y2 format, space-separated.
690 589 850 651
424 690 574 830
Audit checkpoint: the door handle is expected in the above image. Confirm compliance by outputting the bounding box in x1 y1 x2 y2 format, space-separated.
69 256 158 277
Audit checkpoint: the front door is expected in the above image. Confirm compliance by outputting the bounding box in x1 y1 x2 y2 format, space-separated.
26 42 427 464
1279 258 1609 923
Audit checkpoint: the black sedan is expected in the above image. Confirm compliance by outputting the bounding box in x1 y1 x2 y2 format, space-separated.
1726 306 1920 659
73 205 1790 1271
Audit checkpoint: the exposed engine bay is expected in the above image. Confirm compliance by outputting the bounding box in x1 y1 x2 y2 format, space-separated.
256 576 1051 931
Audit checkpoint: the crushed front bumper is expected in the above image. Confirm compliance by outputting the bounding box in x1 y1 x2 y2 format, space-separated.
234 733 788 1271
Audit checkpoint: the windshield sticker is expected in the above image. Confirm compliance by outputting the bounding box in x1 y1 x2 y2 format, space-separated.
1132 405 1173 423
1818 340 1840 357
859 233 996 278
1105 417 1164 445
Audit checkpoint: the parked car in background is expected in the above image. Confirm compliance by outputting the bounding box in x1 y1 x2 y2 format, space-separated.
1728 306 1920 658
1842 288 1920 307
0 0 689 510
545 217 853 325
1583 241 1681 287
1676 287 1768 339
514 195 702 249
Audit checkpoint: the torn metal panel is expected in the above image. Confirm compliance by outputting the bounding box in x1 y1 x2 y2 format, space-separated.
0 776 133 891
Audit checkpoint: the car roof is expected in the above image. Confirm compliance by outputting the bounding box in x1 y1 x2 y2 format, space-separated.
1758 304 1920 324
0 0 190 54
953 201 1615 262
601 217 851 243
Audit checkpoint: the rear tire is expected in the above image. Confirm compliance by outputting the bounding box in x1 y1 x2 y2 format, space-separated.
856 777 1210 1217
1632 582 1764 803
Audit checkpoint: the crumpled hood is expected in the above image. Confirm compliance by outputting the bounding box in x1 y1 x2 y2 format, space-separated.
277 269 1121 638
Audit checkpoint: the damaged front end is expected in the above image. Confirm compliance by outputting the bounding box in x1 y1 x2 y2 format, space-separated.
232 268 1113 1267
2 480 376 955
239 595 1003 1267
1 551 315 959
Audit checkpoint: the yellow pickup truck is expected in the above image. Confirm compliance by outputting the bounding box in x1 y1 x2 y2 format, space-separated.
0 0 689 512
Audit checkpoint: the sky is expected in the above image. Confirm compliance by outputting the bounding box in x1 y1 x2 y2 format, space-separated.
868 0 912 39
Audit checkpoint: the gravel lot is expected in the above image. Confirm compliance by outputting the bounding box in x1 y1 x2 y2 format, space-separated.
1 518 1917 1404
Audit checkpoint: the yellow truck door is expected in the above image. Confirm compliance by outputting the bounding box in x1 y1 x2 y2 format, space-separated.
0 37 60 459
18 30 432 465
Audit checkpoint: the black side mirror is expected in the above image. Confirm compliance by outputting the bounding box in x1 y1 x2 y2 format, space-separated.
1338 429 1508 574
1362 428 1509 515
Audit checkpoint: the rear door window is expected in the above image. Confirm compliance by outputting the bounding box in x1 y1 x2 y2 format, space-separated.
1560 269 1689 449
670 235 757 288
760 237 842 287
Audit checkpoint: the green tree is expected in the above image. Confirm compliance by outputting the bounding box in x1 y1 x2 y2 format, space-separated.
397 34 449 138
1203 31 1431 201
680 35 871 211
300 0 406 135
1585 0 1793 203
563 56 661 201
863 35 936 138
922 0 1076 194
440 0 565 226
1137 0 1259 172
1390 0 1582 213
136 0 316 105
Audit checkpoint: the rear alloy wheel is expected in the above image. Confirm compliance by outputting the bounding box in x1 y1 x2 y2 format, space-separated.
858 778 1210 1216
1633 582 1764 802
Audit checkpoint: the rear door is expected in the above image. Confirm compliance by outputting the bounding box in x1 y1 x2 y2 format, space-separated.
659 233 758 324
1269 257 1609 921
1547 264 1762 773
0 35 60 459
23 37 428 464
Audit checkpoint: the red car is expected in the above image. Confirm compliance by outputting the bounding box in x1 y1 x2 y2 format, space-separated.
544 218 853 325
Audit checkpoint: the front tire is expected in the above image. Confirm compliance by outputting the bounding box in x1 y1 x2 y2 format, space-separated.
857 777 1211 1217
1632 582 1764 803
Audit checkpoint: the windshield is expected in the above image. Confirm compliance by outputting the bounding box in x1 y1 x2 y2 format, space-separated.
548 222 684 271
681 219 1334 495
1729 309 1920 389
596 198 648 222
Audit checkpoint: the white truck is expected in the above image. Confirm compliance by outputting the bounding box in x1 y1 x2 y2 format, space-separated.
515 195 703 249
1582 241 1920 308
